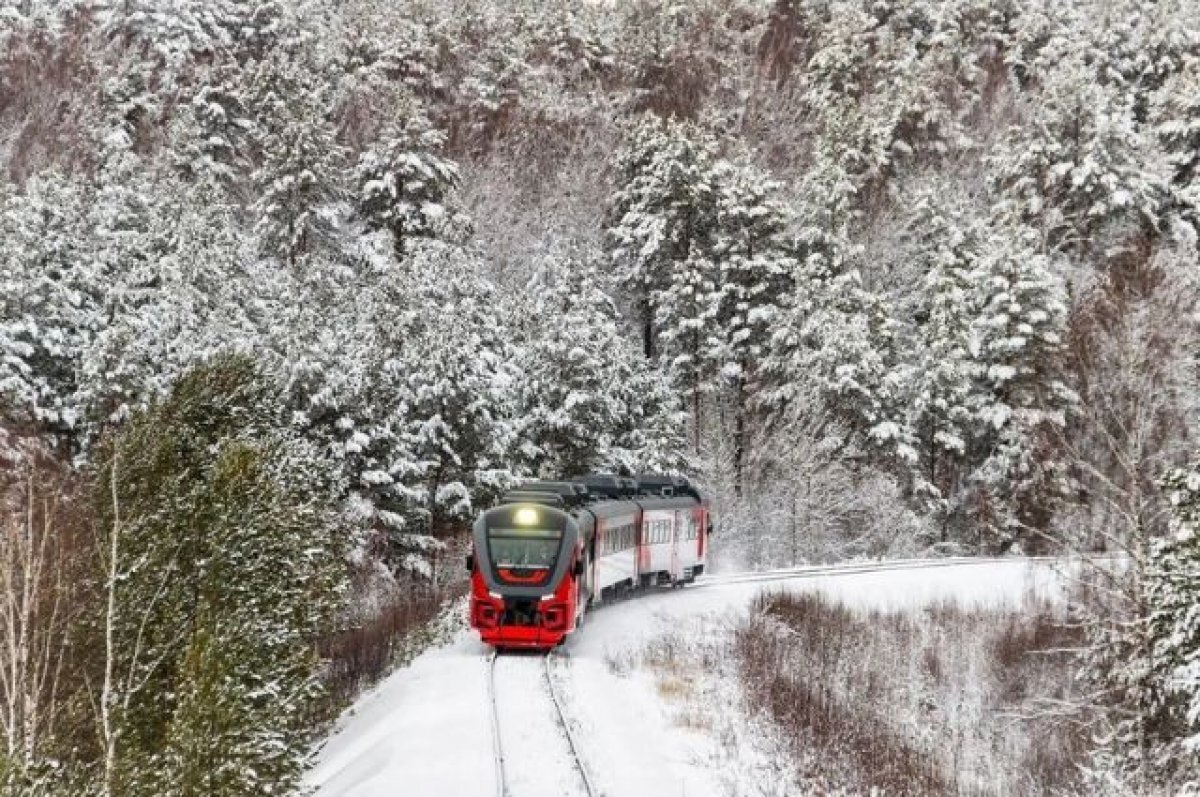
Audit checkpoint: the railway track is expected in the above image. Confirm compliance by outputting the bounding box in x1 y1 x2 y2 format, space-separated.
692 554 1073 590
487 650 598 797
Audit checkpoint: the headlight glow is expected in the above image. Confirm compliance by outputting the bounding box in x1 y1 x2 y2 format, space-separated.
514 506 540 526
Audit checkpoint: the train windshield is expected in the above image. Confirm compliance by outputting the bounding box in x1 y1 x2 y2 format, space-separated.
487 527 562 570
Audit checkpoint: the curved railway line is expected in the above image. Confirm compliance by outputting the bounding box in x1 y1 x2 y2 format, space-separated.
487 651 599 797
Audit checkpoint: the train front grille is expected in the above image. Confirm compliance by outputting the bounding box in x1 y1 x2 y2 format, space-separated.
502 597 541 626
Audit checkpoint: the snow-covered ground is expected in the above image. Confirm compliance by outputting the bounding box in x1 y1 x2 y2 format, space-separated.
305 557 1073 797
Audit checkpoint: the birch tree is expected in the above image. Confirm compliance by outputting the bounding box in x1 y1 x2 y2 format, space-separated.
0 443 84 786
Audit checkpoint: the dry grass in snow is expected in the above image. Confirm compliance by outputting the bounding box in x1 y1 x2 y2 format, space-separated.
737 591 1091 796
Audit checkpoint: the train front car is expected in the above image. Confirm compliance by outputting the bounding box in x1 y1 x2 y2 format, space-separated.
468 501 583 650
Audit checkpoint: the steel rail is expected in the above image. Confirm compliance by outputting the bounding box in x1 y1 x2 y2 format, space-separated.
543 652 599 797
486 651 510 797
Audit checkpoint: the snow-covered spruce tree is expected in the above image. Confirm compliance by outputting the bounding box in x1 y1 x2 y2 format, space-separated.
509 264 685 479
509 266 630 478
89 355 344 796
1153 57 1200 236
707 159 794 496
965 225 1074 552
337 242 516 578
84 170 271 428
607 358 689 477
0 125 281 456
77 142 261 437
96 0 287 70
988 46 1167 266
0 173 94 451
798 0 987 197
901 195 982 541
1140 466 1200 791
606 116 718 361
759 229 912 476
250 47 344 269
653 251 718 452
184 68 261 186
354 113 461 258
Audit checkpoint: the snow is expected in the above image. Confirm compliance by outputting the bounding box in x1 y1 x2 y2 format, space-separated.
307 648 494 796
305 557 1071 797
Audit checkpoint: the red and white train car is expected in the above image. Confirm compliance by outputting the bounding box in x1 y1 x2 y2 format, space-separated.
468 475 710 650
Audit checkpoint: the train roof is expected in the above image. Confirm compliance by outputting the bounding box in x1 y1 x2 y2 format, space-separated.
496 473 704 509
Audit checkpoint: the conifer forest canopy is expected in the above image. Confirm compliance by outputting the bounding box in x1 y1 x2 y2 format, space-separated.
0 0 1199 794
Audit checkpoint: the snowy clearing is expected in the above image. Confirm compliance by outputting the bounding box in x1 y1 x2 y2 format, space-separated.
306 557 1074 797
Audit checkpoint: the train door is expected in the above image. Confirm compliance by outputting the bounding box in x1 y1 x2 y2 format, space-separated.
586 526 597 605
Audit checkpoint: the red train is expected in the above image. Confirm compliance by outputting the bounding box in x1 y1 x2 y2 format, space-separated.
467 474 710 650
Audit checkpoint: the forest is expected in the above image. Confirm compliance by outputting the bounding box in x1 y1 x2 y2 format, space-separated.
0 0 1197 793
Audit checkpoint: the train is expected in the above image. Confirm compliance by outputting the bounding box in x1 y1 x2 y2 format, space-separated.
467 474 711 650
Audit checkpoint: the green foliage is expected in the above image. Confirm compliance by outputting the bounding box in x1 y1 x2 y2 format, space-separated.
91 355 344 796
1142 467 1200 789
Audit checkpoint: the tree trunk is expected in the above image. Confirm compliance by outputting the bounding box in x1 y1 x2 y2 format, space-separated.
100 457 121 797
733 371 746 499
641 295 654 360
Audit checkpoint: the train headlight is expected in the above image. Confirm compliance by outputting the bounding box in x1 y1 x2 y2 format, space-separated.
514 507 540 526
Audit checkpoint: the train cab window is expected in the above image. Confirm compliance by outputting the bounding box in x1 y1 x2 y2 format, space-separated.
487 527 562 570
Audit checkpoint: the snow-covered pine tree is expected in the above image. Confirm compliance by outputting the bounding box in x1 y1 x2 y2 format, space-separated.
342 242 515 578
708 159 794 496
250 48 344 269
1142 466 1200 792
608 357 689 477
0 173 97 452
901 195 982 540
1153 57 1200 237
509 263 684 479
354 113 461 257
988 45 1167 266
606 117 718 360
152 435 341 796
965 224 1074 551
84 169 271 434
654 251 717 452
760 227 912 475
509 266 630 478
1137 468 1200 792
